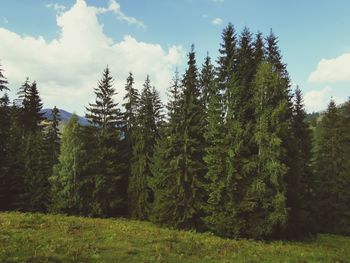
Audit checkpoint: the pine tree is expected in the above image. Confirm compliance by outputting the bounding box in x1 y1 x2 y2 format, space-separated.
216 23 237 114
203 73 236 236
0 63 9 92
85 66 126 217
247 62 289 239
253 32 265 67
14 81 49 211
46 106 61 169
50 115 87 214
314 99 350 234
337 98 350 234
284 86 314 239
0 93 13 210
151 46 206 230
199 54 215 110
16 79 45 132
123 72 139 134
128 76 162 219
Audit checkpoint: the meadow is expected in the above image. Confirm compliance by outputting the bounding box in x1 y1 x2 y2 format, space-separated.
0 212 349 263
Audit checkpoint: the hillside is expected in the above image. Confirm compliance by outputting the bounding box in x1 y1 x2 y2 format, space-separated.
41 108 89 126
0 212 349 263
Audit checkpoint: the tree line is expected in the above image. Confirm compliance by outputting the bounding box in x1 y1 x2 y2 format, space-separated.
0 24 349 240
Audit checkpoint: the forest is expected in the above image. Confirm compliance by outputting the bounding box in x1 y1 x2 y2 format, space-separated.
0 23 349 241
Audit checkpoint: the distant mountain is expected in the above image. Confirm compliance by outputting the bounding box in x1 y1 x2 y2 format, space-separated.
41 109 89 126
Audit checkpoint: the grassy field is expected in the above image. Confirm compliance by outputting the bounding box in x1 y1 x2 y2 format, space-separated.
0 212 349 262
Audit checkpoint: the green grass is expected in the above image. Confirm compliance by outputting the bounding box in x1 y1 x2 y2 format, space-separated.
0 212 349 262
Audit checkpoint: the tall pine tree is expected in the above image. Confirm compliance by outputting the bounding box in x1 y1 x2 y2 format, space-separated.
128 75 162 219
85 67 126 217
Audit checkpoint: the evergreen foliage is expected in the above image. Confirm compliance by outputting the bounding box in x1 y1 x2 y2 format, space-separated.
50 115 87 214
128 76 162 219
85 67 126 217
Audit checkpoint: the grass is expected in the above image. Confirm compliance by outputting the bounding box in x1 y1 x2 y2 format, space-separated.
0 212 349 262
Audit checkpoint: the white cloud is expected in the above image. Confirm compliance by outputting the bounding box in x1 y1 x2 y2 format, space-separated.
46 3 66 13
94 0 145 29
211 18 223 25
304 86 333 112
308 52 350 83
0 0 184 114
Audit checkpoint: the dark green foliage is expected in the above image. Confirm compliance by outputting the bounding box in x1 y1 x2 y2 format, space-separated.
199 54 215 110
203 72 236 236
122 72 139 138
45 106 61 169
284 87 315 239
22 130 51 212
0 63 9 91
151 46 206 230
16 79 45 132
128 76 163 219
50 115 87 214
247 62 289 239
0 93 13 210
314 99 350 235
85 67 126 217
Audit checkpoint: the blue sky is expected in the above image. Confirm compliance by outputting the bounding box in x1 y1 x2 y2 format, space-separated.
0 0 349 114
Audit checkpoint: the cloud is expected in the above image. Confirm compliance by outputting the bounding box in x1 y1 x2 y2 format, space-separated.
308 52 350 83
0 0 184 114
304 86 333 112
46 3 66 13
94 0 145 29
211 18 223 25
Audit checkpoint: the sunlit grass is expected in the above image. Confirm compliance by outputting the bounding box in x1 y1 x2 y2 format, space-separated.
0 212 349 262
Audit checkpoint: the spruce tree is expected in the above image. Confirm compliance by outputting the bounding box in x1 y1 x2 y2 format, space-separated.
46 106 61 169
216 23 237 114
128 76 162 219
50 115 87 214
0 63 9 92
203 73 237 236
85 67 126 217
337 98 350 234
314 99 350 234
0 93 13 210
15 81 49 211
122 72 139 138
283 87 314 239
199 54 215 110
247 62 289 239
151 46 206 230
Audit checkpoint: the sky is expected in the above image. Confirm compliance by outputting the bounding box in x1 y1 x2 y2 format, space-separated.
0 0 349 115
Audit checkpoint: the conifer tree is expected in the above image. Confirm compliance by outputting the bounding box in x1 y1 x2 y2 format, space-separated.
253 32 265 66
50 115 87 214
0 63 9 92
122 72 139 137
0 93 13 210
166 70 182 126
151 46 206 229
203 73 236 236
283 87 314 238
314 99 350 234
16 79 45 133
216 23 237 114
199 54 215 110
46 106 61 169
14 81 49 211
85 67 126 217
128 76 162 219
247 62 289 238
